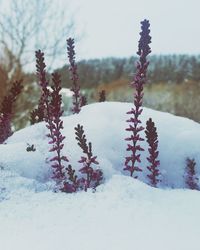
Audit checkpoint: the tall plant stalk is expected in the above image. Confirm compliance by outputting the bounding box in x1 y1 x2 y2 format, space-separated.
67 38 82 114
124 19 151 177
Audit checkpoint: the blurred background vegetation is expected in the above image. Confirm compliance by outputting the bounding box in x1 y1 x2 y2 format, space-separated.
8 54 200 130
0 1 200 131
59 55 200 123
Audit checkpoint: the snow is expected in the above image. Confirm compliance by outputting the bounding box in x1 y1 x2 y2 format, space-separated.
1 102 200 250
60 87 73 97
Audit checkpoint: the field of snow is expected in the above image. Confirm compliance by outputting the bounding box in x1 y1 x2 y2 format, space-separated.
0 102 200 250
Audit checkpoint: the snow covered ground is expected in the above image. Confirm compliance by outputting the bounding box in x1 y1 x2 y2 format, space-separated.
0 102 200 250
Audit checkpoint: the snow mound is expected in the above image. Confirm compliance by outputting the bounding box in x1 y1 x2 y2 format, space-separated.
1 175 200 250
1 101 200 188
1 102 200 250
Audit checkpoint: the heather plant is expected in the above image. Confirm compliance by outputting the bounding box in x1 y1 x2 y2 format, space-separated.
0 80 23 143
33 50 70 186
67 38 85 114
124 19 151 177
61 124 103 193
48 72 69 184
185 158 199 190
30 50 50 125
145 118 160 187
75 124 103 191
32 47 103 192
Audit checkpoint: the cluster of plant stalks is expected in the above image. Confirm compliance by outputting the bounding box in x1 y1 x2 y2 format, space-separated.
32 42 103 193
124 19 161 187
124 19 199 190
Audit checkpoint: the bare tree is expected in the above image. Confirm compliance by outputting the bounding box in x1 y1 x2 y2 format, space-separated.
0 0 78 130
0 0 75 73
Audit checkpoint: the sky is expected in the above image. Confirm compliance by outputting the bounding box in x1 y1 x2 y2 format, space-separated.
1 0 200 70
68 0 200 60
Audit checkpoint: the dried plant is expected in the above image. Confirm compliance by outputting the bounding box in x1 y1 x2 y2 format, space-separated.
124 19 151 177
185 158 199 190
0 80 23 143
145 118 160 187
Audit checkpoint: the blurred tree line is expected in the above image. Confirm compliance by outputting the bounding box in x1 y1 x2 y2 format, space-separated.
1 53 200 130
0 0 75 130
57 54 200 88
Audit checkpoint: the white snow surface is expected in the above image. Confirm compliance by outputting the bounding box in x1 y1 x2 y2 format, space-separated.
1 102 200 250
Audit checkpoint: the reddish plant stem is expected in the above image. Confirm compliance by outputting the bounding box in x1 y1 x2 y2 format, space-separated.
124 19 151 177
67 38 82 114
35 50 53 137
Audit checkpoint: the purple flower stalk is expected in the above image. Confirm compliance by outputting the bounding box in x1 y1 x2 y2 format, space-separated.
0 80 23 143
67 38 84 114
124 19 151 177
185 158 199 190
35 50 52 131
75 124 103 191
145 118 160 187
48 72 69 183
35 50 69 185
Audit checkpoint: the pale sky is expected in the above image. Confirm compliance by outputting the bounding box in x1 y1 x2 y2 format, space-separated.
1 0 200 70
69 0 200 60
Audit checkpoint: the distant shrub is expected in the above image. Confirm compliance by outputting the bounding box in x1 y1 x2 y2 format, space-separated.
99 90 106 102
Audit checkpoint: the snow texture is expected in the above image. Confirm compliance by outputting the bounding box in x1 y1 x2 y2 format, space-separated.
0 102 200 250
